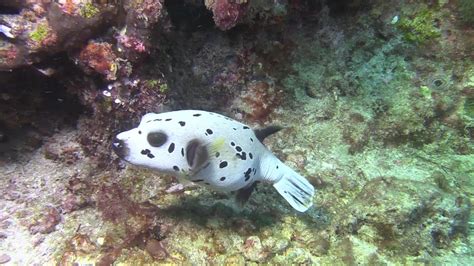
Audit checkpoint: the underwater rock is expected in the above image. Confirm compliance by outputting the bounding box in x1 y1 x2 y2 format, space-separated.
0 254 11 264
165 183 185 194
336 177 471 256
61 193 91 214
69 234 96 254
28 207 61 234
119 0 165 63
145 239 168 260
205 0 297 30
0 1 117 70
233 80 283 123
77 41 118 81
205 0 247 30
242 235 267 262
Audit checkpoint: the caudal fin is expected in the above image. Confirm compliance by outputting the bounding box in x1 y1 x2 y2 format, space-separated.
273 170 315 212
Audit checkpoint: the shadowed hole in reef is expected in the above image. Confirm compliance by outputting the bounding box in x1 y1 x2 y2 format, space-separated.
155 3 238 110
0 54 84 160
0 3 21 14
164 0 214 32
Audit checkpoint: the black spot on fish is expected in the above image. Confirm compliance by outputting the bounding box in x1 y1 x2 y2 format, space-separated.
219 161 228 168
215 152 220 158
244 168 252 181
253 168 256 175
193 179 204 182
236 146 242 152
233 128 237 130
236 152 246 160
193 114 201 117
165 118 172 121
168 143 175 153
206 129 213 135
249 153 253 159
205 182 210 185
138 130 142 134
230 142 235 146
147 153 155 158
173 166 179 171
153 118 162 121
250 138 253 142
243 126 250 129
220 176 226 181
276 165 279 169
181 148 184 156
179 121 186 126
141 149 150 155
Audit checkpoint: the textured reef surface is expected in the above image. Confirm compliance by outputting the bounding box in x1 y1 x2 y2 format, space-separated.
0 0 472 264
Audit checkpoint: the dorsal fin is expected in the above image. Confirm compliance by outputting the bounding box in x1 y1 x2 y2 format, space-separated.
254 125 283 142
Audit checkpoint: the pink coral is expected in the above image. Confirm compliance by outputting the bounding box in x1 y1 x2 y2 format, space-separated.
117 34 147 53
209 0 247 30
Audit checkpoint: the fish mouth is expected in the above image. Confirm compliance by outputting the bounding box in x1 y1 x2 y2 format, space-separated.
112 136 130 159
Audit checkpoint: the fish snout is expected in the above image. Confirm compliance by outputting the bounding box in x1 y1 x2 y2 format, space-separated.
112 136 128 159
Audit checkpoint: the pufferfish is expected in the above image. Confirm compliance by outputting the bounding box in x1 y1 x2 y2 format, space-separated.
112 110 315 212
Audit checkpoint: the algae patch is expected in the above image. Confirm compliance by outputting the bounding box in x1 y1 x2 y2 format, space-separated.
30 23 49 43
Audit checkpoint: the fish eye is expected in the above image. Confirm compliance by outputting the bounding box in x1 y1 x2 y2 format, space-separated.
147 132 167 147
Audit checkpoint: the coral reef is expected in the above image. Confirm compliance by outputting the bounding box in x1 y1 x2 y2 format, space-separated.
0 0 472 264
77 41 118 81
397 9 441 44
0 0 118 70
205 0 247 30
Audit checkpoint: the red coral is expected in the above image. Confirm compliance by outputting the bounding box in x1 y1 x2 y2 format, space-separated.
96 183 159 223
28 207 61 234
211 0 247 30
96 183 135 222
41 31 58 47
0 43 19 67
78 42 117 80
241 80 283 123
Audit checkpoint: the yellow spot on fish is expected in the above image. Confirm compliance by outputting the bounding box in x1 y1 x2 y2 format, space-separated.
209 137 225 154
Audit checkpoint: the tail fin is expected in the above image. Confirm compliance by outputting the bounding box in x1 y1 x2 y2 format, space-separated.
273 168 315 212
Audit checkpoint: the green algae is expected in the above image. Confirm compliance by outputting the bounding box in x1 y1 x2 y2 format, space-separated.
145 79 169 93
459 0 474 24
29 23 49 43
464 96 474 120
80 3 100 19
397 9 441 44
419 85 432 99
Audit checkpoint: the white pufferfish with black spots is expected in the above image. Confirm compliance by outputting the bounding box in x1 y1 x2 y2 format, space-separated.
112 110 315 212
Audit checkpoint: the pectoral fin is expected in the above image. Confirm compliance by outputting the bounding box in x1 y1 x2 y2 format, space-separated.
236 182 259 206
186 139 209 171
